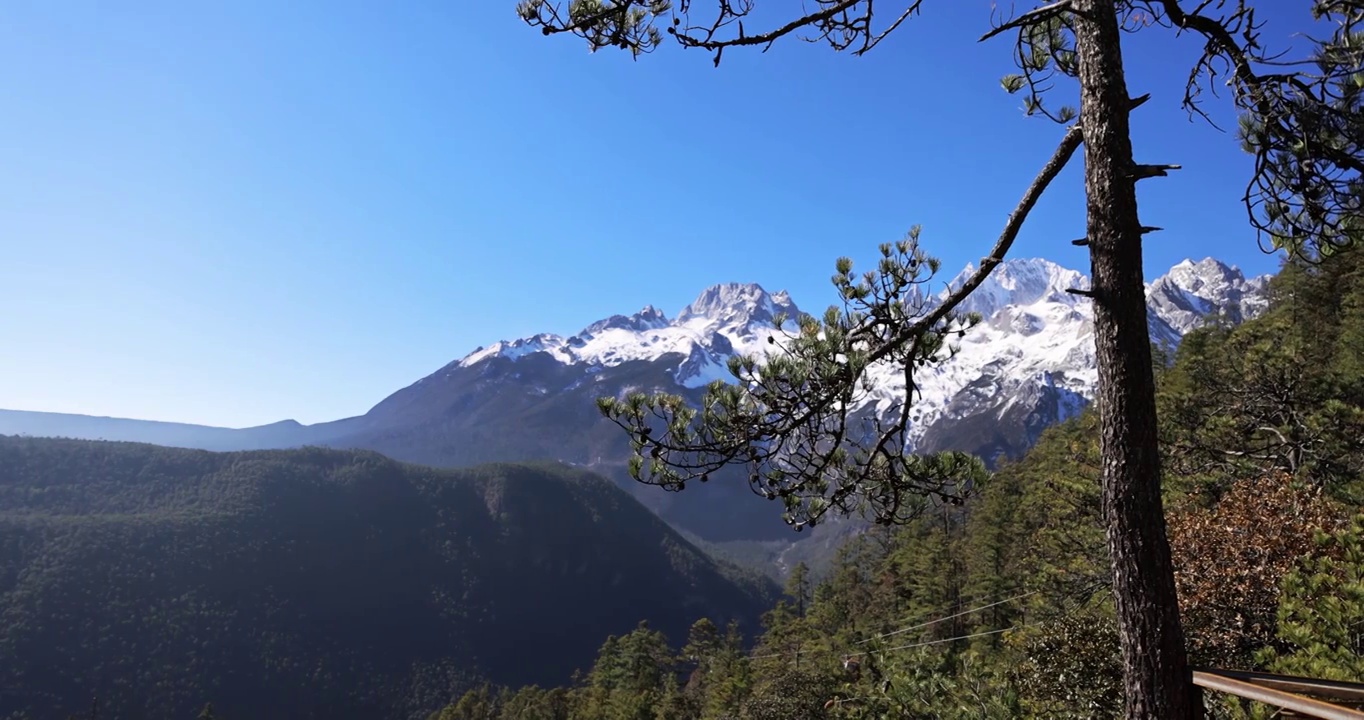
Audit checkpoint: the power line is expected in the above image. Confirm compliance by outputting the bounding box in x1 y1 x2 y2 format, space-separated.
746 587 1038 661
750 623 1032 663
855 588 1039 645
854 582 1111 660
746 577 1111 663
857 625 1025 658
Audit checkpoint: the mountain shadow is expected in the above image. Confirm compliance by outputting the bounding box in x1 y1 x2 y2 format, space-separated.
0 436 777 720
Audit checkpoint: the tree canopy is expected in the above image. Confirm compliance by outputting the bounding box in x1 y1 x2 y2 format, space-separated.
425 250 1364 718
514 1 1363 716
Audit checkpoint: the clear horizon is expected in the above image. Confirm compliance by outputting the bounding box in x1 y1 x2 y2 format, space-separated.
2 2 1308 427
0 253 1275 429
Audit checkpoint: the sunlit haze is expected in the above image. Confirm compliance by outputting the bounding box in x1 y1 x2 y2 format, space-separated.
1 2 1310 427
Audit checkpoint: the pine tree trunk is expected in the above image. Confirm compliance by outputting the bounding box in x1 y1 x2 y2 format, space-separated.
1071 2 1196 718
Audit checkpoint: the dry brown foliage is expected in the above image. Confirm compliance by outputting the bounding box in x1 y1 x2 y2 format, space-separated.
1169 472 1348 668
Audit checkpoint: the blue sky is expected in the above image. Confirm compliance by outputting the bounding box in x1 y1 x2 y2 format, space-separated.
0 1 1313 427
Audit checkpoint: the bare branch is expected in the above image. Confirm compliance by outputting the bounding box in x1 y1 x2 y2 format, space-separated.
517 0 932 63
873 123 1085 355
860 2 927 54
1129 163 1183 179
979 0 1073 43
1149 0 1364 255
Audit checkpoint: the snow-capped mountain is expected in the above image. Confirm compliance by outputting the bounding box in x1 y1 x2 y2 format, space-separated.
457 283 798 390
867 258 1100 460
904 256 1266 459
0 256 1272 547
1147 257 1271 339
443 256 1268 466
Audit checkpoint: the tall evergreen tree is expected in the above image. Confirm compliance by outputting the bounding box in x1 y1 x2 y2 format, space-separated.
783 563 812 619
576 622 680 720
518 1 1364 716
695 621 751 719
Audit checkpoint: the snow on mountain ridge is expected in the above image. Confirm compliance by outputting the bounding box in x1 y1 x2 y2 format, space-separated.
582 305 671 335
457 260 1094 372
941 257 1091 319
456 282 800 387
865 258 1101 449
676 282 800 336
455 257 1270 456
1145 257 1271 336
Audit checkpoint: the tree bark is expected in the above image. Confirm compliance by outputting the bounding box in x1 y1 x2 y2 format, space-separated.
1071 2 1197 718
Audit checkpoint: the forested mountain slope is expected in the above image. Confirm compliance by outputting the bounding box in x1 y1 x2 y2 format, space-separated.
422 251 1364 719
0 258 1267 551
0 439 776 720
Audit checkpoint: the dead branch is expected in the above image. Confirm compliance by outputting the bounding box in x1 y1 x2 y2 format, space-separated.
1145 0 1364 254
518 0 931 64
864 123 1084 359
979 0 1074 42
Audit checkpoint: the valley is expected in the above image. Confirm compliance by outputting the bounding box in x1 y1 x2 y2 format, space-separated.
0 438 776 719
6 1 1360 716
5 251 1363 719
0 256 1271 571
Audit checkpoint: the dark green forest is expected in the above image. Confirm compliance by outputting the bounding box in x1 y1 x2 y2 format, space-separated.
0 446 776 720
421 251 1364 719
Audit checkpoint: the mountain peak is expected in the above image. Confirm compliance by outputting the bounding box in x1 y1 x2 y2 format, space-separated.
944 257 1090 318
1146 257 1269 336
676 282 800 331
458 333 564 367
581 304 671 335
1159 257 1242 293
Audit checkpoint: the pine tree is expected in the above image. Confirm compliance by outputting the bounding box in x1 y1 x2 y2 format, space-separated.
739 666 836 720
576 622 679 720
436 685 499 720
520 1 1364 716
694 621 752 720
1259 514 1364 682
680 617 721 711
682 618 720 667
963 472 1025 635
912 507 968 641
1161 241 1364 500
652 672 688 720
804 536 880 646
783 563 812 619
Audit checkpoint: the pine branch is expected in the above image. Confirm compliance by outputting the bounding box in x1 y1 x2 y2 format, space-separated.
521 0 933 64
859 123 1084 361
979 0 1074 43
595 123 1085 528
537 2 635 37
1154 0 1364 251
673 0 929 61
687 0 860 47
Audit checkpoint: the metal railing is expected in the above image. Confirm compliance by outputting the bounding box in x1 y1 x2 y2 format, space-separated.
1194 668 1364 719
